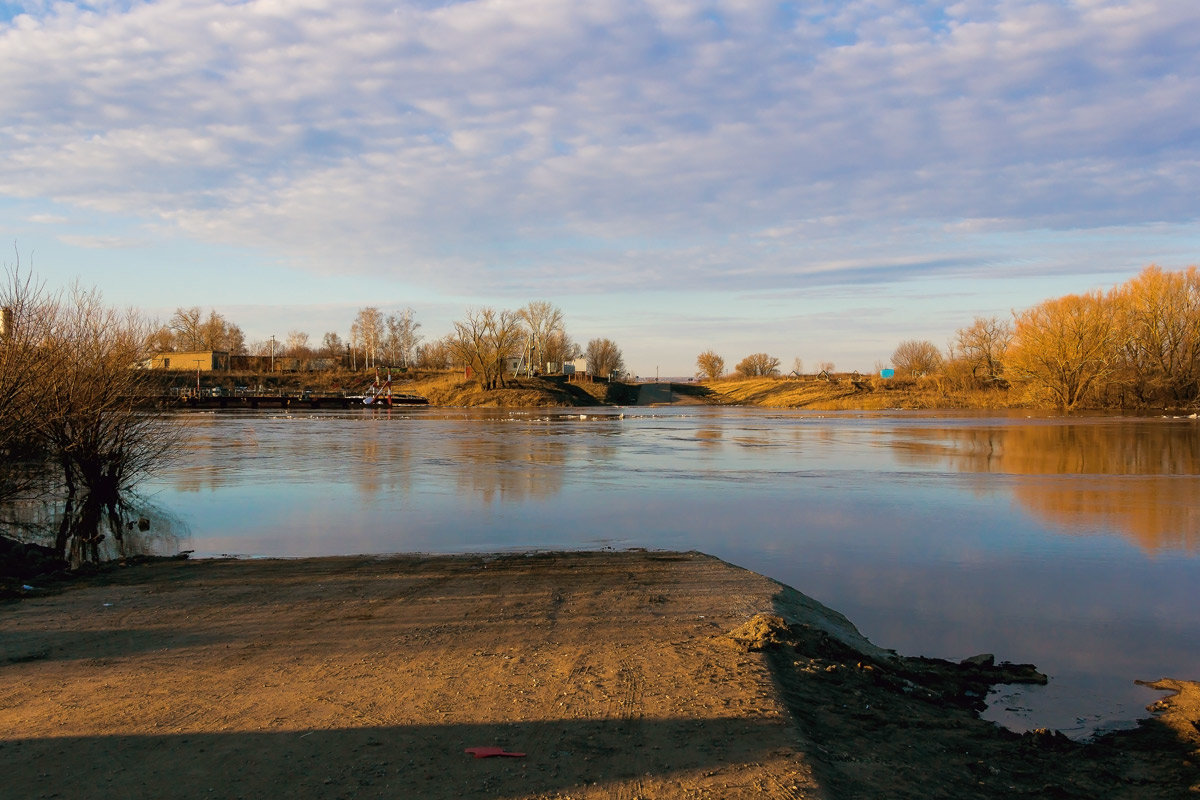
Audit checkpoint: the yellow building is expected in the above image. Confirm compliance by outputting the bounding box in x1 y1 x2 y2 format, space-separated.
149 350 230 371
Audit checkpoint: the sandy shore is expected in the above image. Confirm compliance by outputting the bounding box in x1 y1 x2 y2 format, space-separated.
2 551 1197 799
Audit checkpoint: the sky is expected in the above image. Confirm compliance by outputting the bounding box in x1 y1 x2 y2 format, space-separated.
2 0 1198 377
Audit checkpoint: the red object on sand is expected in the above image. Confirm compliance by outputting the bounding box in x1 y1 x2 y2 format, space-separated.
465 746 526 759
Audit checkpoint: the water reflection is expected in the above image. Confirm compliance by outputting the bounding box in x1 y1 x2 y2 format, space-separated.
4 496 188 565
450 426 566 502
891 420 1200 552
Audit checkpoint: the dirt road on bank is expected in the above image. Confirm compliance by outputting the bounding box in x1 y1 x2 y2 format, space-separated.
2 551 1197 799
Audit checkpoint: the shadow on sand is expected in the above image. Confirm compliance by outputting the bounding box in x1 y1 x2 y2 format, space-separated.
3 716 800 800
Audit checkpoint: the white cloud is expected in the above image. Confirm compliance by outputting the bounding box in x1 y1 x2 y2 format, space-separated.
58 233 146 249
25 212 69 224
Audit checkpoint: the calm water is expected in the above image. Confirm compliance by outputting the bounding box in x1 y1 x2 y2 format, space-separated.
142 407 1200 739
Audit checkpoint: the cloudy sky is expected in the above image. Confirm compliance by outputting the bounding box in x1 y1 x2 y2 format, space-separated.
2 0 1198 376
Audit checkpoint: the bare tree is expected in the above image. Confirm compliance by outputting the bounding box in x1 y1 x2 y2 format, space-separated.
146 324 175 354
735 353 780 377
223 322 247 356
891 339 944 377
285 330 312 359
585 338 624 378
199 310 246 354
543 330 579 371
696 350 725 380
449 308 524 389
246 339 274 357
1 258 55 511
169 306 204 350
954 316 1012 383
519 301 565 374
33 285 180 562
417 336 455 370
320 331 344 360
352 307 384 370
348 322 360 371
384 309 422 368
156 308 245 355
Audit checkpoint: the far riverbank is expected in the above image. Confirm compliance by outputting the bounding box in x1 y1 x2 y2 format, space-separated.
149 368 1199 412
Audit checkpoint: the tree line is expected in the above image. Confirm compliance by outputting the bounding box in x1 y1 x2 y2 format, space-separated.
138 299 628 389
695 265 1200 411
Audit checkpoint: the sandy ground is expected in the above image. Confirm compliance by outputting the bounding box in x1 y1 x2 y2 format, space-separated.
2 551 1197 799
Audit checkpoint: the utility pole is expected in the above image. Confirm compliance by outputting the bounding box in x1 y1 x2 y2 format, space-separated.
269 335 276 372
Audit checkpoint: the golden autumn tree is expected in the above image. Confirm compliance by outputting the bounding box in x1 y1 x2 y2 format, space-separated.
735 353 780 377
1110 265 1200 406
1006 290 1116 411
696 350 725 380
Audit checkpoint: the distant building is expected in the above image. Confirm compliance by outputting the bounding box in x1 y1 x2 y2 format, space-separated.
149 350 230 371
563 358 590 381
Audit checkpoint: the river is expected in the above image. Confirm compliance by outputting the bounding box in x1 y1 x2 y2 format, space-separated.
139 406 1200 739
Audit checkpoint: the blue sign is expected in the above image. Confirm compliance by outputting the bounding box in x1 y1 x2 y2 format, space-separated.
880 369 895 378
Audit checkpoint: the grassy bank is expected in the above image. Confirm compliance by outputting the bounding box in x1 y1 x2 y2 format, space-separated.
698 375 1021 410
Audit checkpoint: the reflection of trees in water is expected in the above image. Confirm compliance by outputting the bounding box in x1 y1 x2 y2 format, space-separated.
892 422 1200 552
4 495 190 567
351 437 415 497
167 417 259 493
453 428 567 502
166 416 418 497
1014 476 1200 553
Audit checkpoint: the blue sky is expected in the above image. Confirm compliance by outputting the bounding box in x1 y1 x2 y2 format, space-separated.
2 0 1198 377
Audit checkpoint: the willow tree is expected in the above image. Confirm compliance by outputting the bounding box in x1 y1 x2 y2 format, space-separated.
1007 291 1116 411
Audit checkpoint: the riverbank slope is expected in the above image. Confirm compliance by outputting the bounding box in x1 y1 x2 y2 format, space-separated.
149 368 1028 410
2 551 1196 799
693 375 1020 410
